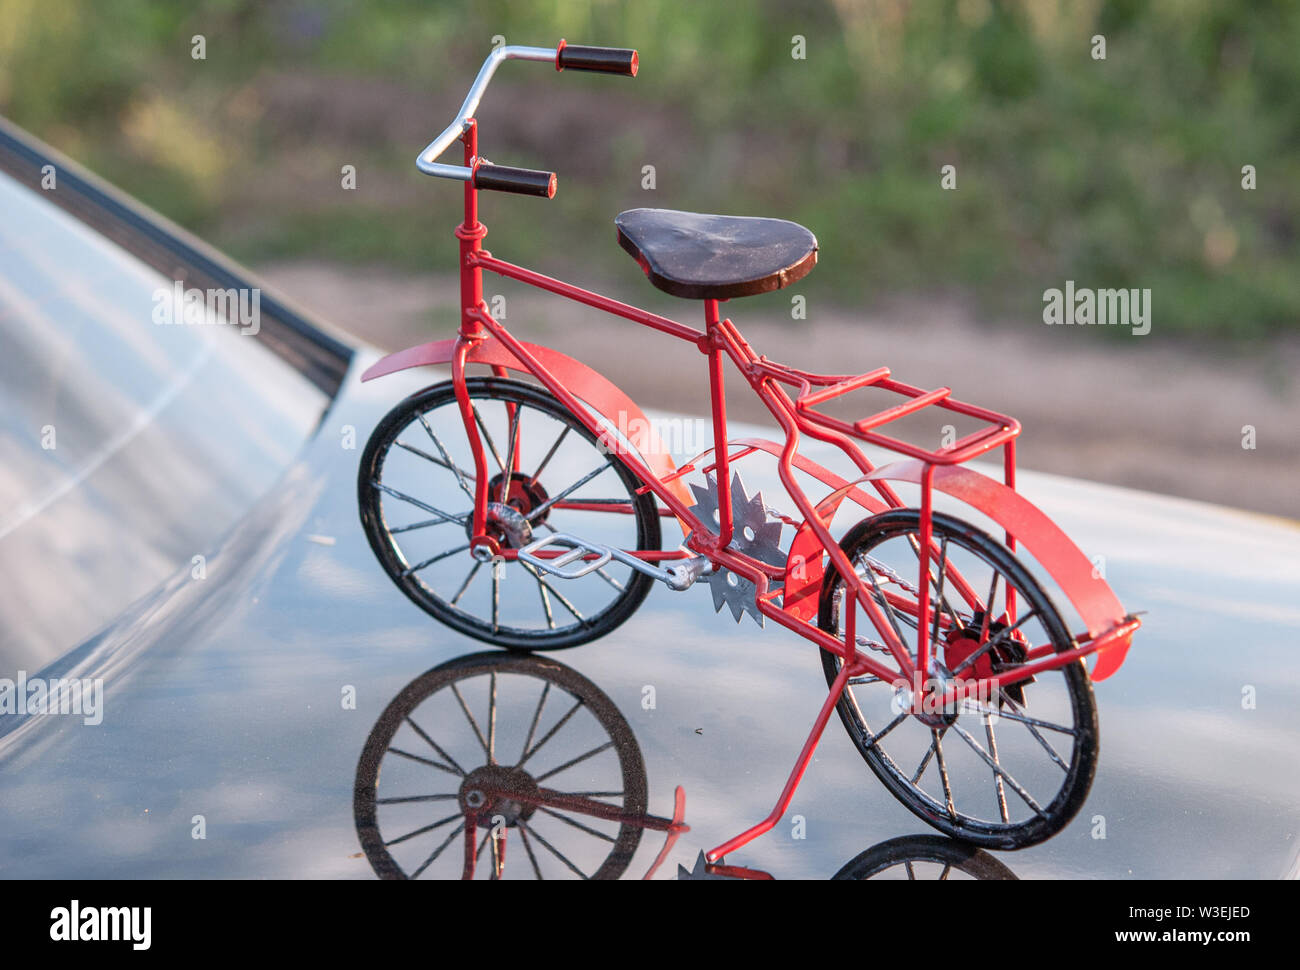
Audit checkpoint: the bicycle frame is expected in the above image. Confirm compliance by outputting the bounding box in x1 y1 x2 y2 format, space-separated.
362 116 1140 863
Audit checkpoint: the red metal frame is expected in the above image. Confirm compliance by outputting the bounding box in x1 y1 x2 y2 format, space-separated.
363 118 1141 864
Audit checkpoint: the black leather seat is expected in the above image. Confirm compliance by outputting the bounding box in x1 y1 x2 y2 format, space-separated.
615 208 818 300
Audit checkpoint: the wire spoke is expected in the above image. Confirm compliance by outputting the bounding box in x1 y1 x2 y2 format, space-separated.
525 459 616 522
384 812 462 849
532 426 570 480
518 682 551 765
517 823 544 880
450 561 481 606
387 746 462 777
985 714 1010 823
537 806 618 843
911 726 947 785
949 720 1046 818
376 793 461 805
998 692 1073 771
534 740 614 783
372 481 468 525
450 682 491 758
933 729 957 820
471 404 506 472
969 701 1077 738
487 671 498 765
860 559 910 657
401 542 470 576
505 403 521 480
407 820 466 878
980 571 999 642
417 414 477 500
517 698 584 769
389 517 459 535
862 709 909 751
929 535 963 646
491 561 501 635
519 819 588 879
951 609 1040 677
522 563 588 624
401 716 466 776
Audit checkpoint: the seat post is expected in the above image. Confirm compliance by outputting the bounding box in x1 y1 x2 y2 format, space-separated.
704 298 733 547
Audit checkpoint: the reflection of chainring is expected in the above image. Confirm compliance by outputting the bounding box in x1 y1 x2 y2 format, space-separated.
688 471 785 626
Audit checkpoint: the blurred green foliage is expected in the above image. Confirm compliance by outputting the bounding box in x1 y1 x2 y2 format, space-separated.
2 0 1297 338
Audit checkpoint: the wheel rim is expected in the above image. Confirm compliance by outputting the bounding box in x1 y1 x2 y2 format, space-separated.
832 834 1018 880
820 510 1097 848
355 653 648 880
359 378 660 649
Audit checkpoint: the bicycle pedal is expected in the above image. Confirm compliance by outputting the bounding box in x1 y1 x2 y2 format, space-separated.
517 534 613 580
519 533 711 592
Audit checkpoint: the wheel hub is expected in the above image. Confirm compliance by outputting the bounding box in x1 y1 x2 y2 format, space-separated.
468 472 549 549
459 764 540 827
943 612 1035 706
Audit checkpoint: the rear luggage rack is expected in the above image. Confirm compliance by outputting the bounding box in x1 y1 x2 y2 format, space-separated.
751 358 1020 466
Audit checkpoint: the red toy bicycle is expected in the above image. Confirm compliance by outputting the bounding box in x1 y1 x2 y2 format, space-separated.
358 42 1141 859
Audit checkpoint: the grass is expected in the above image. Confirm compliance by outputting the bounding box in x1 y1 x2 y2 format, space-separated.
2 0 1297 341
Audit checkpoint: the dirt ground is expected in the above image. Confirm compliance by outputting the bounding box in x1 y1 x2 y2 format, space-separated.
259 260 1300 520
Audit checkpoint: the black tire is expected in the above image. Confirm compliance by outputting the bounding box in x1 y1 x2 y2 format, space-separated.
818 509 1098 850
354 651 648 880
359 377 661 650
832 834 1018 880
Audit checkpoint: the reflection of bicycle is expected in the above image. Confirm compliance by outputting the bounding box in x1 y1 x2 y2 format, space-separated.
353 652 686 880
678 834 1017 881
358 42 1141 857
831 835 1017 881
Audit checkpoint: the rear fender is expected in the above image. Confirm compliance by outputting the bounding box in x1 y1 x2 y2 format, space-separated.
781 459 1134 680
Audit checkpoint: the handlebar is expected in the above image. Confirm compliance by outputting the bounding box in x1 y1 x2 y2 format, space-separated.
414 40 637 197
474 163 557 198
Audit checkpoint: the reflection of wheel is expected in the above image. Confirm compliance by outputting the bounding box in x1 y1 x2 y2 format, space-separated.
819 510 1098 849
358 377 661 650
832 835 1018 880
354 652 647 879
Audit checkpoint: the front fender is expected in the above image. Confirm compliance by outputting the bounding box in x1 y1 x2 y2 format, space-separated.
361 336 692 508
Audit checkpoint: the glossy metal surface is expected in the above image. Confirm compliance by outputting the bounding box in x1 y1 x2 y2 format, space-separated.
1 352 1296 877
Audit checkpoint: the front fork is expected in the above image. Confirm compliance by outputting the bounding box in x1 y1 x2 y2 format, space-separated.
450 119 512 562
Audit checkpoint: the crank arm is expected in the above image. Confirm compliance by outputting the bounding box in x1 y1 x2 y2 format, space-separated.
517 533 712 591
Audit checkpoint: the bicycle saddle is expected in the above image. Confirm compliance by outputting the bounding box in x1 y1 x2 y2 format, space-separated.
615 208 817 300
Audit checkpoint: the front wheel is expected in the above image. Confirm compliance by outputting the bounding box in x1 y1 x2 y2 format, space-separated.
818 509 1098 849
359 377 662 650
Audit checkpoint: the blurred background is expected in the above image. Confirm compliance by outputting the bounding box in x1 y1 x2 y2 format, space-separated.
2 0 1297 516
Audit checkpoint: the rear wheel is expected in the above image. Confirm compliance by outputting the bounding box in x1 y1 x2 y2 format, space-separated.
818 509 1098 849
359 378 661 649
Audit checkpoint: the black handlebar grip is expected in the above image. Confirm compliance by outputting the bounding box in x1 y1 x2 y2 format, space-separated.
556 42 638 77
474 164 557 198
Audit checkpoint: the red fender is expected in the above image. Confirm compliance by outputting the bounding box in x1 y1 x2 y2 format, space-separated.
779 459 1134 680
877 461 1132 679
360 336 692 508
